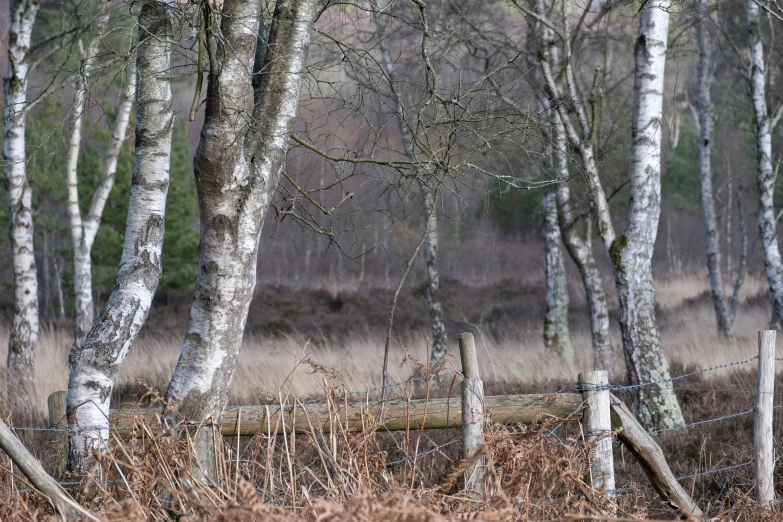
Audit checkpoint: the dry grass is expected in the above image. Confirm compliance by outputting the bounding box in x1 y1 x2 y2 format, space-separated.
0 273 780 520
0 276 774 420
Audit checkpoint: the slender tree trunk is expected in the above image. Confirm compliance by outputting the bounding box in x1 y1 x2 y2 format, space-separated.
728 194 748 322
612 0 684 429
668 110 680 150
726 160 733 276
53 256 65 320
164 0 318 481
4 0 42 419
696 1 731 335
746 0 783 328
532 0 683 428
66 3 135 358
66 0 172 473
556 187 612 372
65 46 94 353
541 192 574 360
371 0 447 361
422 183 448 360
42 229 50 318
548 107 611 370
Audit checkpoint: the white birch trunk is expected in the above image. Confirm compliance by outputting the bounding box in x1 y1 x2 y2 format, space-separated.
370 0 447 360
66 0 173 473
613 0 684 429
542 192 574 360
556 187 613 372
66 4 136 357
164 0 318 481
533 0 683 428
66 5 108 354
422 184 447 360
746 0 783 328
533 0 616 249
69 67 136 358
548 107 612 372
696 1 732 336
42 229 50 317
4 0 41 418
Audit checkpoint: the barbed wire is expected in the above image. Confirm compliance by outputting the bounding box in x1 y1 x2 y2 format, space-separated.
603 355 759 393
7 354 769 436
1 353 780 506
649 408 755 434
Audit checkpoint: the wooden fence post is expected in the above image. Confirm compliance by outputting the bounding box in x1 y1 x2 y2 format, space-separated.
578 370 615 496
755 330 775 505
459 332 485 492
47 391 67 479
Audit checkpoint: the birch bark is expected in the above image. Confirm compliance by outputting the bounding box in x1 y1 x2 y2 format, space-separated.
613 0 684 428
4 0 41 418
66 5 136 356
370 0 447 360
532 0 684 428
545 104 612 371
695 2 730 334
556 186 613 372
164 0 318 480
524 12 610 370
66 0 173 473
542 191 574 360
746 0 783 328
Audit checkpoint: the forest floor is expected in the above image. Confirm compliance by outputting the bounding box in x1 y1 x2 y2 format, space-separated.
0 272 780 520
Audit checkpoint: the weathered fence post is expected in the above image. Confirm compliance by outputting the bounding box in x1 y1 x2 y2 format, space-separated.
755 330 775 505
47 391 67 478
459 332 485 492
578 370 615 496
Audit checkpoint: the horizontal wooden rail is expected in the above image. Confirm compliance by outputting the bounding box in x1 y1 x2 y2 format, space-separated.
108 393 584 437
52 389 701 516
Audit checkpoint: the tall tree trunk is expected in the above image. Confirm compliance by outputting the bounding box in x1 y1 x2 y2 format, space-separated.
548 106 611 371
541 192 574 360
422 183 447 360
696 0 731 336
4 0 42 419
164 0 318 481
531 0 683 428
612 0 684 429
42 229 50 319
53 255 66 320
746 0 783 327
66 3 136 359
371 0 447 361
556 186 613 372
66 0 173 473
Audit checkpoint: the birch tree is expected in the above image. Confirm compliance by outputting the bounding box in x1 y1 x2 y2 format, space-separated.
489 21 612 370
67 0 174 472
65 3 137 357
541 191 573 359
370 0 447 361
695 0 744 335
616 0 683 428
746 0 783 328
550 111 612 372
4 0 43 418
164 0 319 480
526 0 685 428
